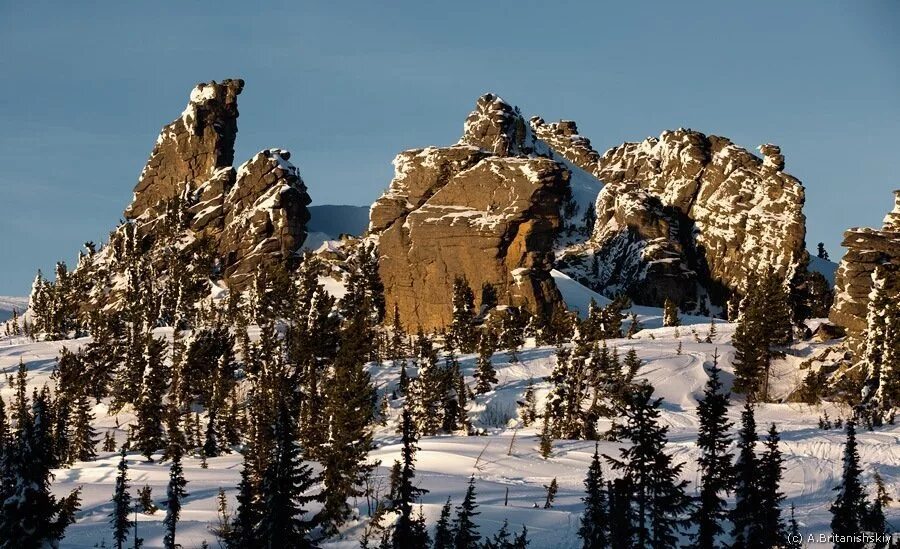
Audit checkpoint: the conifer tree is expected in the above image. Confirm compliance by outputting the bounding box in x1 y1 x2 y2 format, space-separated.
0 387 81 548
433 497 454 549
731 403 760 547
786 504 802 549
865 471 890 545
390 408 429 548
474 332 498 394
604 383 690 548
578 444 609 549
318 310 378 535
693 352 734 549
662 299 680 327
449 277 477 353
830 421 869 548
110 449 134 549
258 397 317 548
543 477 558 508
70 394 98 462
759 424 786 544
453 476 482 549
407 332 444 436
134 336 168 460
626 313 643 339
162 451 188 549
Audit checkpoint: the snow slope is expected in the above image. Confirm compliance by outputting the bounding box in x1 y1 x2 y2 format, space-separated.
0 295 27 322
1 317 895 548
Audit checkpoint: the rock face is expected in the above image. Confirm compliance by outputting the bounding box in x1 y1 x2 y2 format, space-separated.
585 130 808 310
124 80 310 289
830 190 900 338
370 94 583 330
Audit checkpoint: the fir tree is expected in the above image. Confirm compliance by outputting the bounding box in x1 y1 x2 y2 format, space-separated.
162 451 188 549
453 476 482 549
830 421 869 549
786 504 802 549
474 332 498 394
70 394 98 462
817 242 829 261
258 398 317 548
318 311 378 535
731 403 760 548
0 387 80 548
759 424 786 544
604 383 690 548
449 277 477 353
693 352 734 549
865 471 890 546
662 299 680 327
138 485 157 515
578 444 609 549
134 336 168 460
110 449 134 549
390 408 429 548
433 497 454 549
543 477 558 508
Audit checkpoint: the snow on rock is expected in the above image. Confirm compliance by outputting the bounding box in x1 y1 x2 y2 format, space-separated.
370 93 612 332
578 129 808 311
830 190 900 344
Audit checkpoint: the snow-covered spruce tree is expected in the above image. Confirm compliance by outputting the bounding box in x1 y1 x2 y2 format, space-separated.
731 276 766 401
863 268 900 414
433 497 454 549
449 277 477 353
258 394 317 548
0 388 80 548
474 331 498 394
318 308 378 536
830 421 869 548
134 335 168 460
733 268 794 402
229 445 262 549
731 403 760 548
407 332 444 436
81 312 124 402
109 449 134 549
605 382 690 548
692 351 734 549
389 408 430 548
662 298 680 328
865 471 890 541
543 477 558 508
578 444 609 548
70 393 98 462
498 307 526 361
453 476 482 548
759 424 786 544
162 451 188 549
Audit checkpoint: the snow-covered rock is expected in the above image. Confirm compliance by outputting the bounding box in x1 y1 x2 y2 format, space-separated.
830 190 900 343
581 129 808 311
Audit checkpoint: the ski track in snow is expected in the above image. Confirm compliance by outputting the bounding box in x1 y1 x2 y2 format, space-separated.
0 318 896 548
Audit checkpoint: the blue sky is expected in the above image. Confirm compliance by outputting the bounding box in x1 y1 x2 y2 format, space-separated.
1 1 898 295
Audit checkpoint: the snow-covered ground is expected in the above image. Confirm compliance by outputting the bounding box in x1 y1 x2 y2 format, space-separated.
1 309 896 548
0 295 27 322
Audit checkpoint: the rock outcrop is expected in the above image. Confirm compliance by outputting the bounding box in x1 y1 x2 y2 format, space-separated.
122 80 310 290
370 94 586 330
583 130 808 310
830 190 900 338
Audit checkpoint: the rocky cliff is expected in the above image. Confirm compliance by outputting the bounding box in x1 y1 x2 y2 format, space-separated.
573 130 808 311
830 190 900 339
69 80 311 313
370 94 594 330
